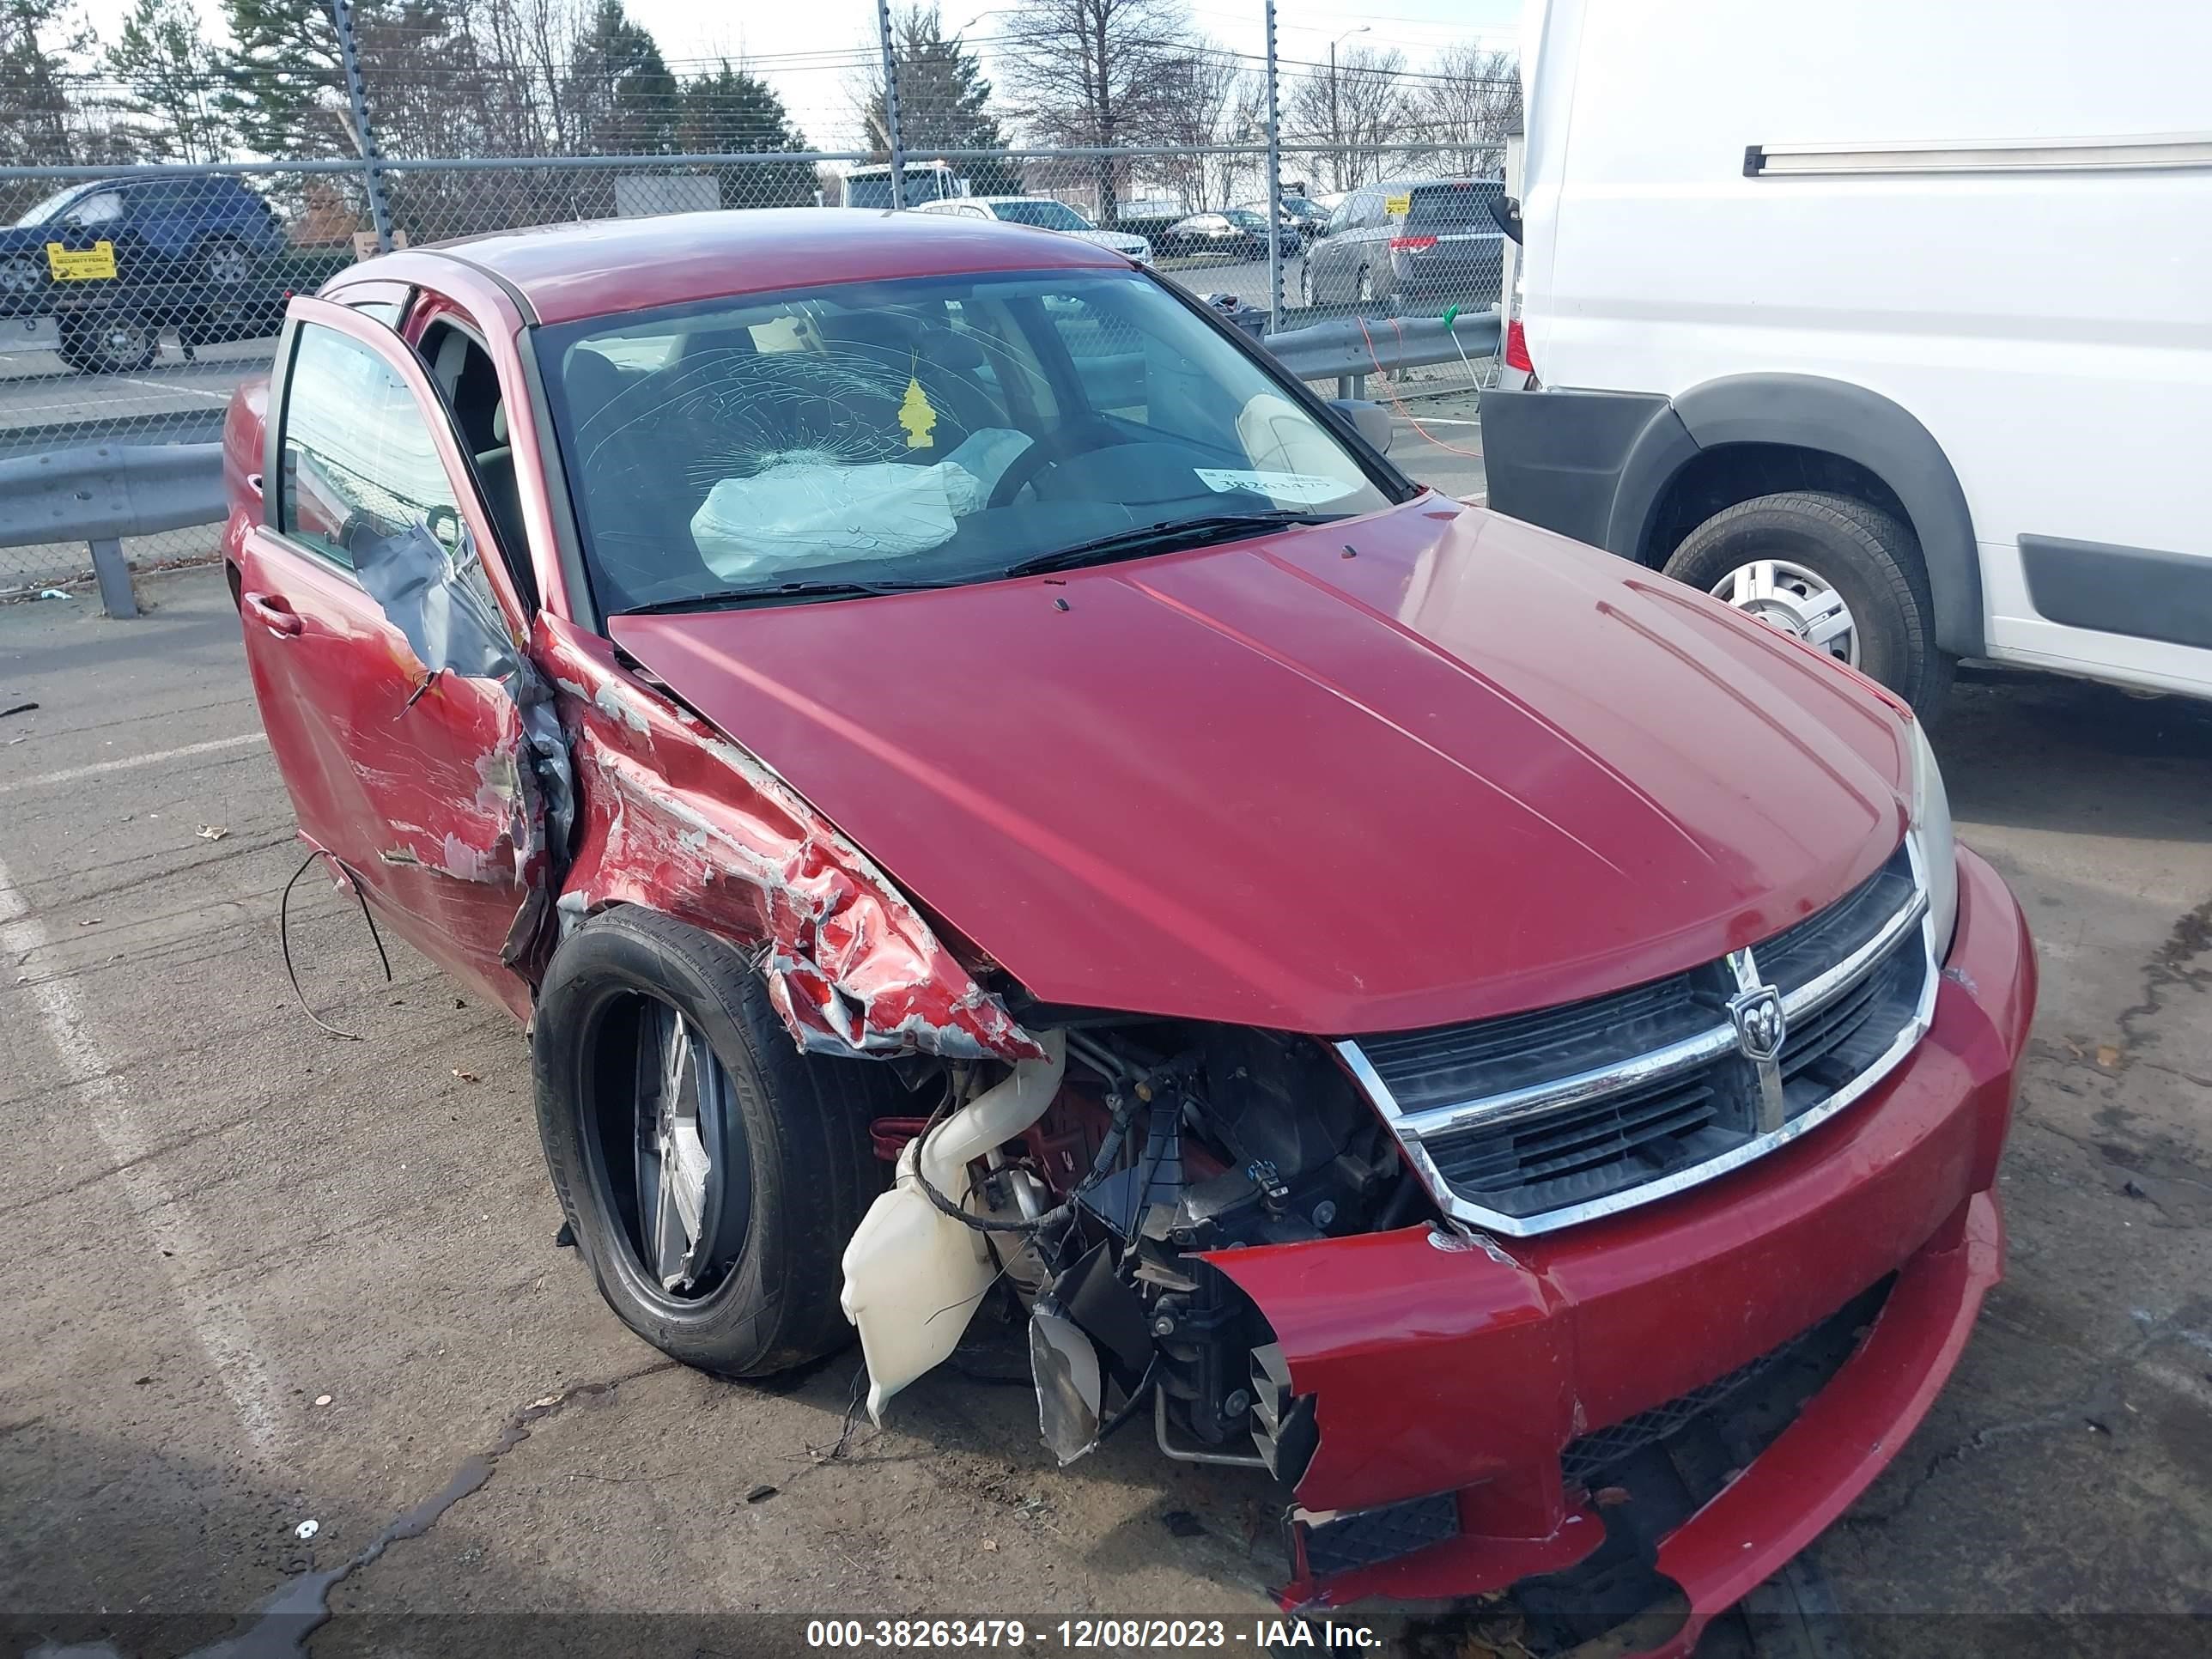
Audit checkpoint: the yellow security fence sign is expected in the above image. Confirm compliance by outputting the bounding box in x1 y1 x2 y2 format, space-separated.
1384 193 1412 217
45 240 118 281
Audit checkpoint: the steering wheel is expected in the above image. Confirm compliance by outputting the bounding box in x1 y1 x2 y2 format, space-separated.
988 420 1148 509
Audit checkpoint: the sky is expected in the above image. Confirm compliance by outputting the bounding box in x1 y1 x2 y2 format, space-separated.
70 0 1524 150
647 0 1524 146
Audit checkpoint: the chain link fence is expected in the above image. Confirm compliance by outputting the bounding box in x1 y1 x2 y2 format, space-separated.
1 0 1515 595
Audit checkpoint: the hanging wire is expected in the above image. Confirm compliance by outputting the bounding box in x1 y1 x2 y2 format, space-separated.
279 849 392 1042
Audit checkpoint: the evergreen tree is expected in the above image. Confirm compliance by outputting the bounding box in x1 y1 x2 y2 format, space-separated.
863 4 1021 195
217 0 470 161
562 0 676 155
678 62 814 203
105 0 228 161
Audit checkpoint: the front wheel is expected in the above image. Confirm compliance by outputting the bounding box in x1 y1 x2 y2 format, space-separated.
1662 490 1953 717
532 907 897 1377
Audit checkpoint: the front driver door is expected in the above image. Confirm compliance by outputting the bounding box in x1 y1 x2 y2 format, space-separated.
234 297 545 1018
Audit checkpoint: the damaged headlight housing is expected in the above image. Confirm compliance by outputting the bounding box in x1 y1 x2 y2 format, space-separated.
1905 719 1957 959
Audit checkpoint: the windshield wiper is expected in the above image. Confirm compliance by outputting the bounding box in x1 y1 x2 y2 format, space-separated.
1000 511 1346 580
617 577 952 616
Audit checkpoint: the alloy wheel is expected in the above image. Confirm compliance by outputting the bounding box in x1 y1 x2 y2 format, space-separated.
629 1000 749 1297
1709 556 1860 666
1 255 40 298
203 240 252 286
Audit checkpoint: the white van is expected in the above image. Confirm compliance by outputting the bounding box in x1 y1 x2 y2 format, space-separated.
1480 0 2212 714
843 161 966 210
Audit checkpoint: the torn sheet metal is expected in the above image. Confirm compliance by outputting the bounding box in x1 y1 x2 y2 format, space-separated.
538 617 1040 1062
347 520 574 965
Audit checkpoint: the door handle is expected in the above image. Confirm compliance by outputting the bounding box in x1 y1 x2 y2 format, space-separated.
242 590 302 636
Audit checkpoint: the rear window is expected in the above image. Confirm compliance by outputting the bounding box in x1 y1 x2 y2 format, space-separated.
1407 183 1500 231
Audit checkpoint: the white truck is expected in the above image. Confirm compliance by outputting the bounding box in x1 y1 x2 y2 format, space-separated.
1480 0 2212 714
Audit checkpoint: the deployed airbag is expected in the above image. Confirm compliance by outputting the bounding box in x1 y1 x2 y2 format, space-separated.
690 428 1031 577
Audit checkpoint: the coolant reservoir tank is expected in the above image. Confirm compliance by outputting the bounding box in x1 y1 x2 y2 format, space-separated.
840 1032 1066 1422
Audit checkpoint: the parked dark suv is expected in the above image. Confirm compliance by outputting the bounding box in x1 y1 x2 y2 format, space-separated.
2 175 289 366
1302 177 1505 313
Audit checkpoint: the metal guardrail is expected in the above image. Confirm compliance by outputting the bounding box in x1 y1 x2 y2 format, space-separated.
0 312 1489 620
0 408 224 465
0 442 224 617
1263 309 1504 389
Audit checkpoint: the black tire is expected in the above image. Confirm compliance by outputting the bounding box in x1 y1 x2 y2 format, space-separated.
533 906 897 1377
58 315 159 374
1662 489 1954 718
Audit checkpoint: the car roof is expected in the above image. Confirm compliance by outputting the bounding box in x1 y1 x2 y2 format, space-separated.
408 206 1126 326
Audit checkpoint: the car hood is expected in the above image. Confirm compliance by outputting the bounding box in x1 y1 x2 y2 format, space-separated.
608 499 1911 1035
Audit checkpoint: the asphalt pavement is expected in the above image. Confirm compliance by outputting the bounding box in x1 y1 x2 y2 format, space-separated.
0 316 263 449
4 526 2209 1656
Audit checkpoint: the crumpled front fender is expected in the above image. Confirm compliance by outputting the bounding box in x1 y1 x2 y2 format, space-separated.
535 617 1041 1063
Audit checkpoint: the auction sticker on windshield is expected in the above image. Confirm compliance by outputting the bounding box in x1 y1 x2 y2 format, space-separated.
1193 469 1359 504
45 240 117 281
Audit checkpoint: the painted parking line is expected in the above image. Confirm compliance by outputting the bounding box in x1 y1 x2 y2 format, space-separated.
0 732 267 794
0 853 283 1459
118 376 240 403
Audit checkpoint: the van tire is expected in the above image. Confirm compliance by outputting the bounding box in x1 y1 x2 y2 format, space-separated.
1663 490 1954 718
532 907 896 1378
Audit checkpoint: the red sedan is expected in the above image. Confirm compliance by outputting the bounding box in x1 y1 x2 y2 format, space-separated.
221 208 2033 1649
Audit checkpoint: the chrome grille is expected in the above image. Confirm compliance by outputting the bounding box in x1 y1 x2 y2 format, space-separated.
1339 841 1936 1236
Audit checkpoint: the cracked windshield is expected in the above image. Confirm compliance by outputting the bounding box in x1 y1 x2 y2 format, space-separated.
537 270 1396 612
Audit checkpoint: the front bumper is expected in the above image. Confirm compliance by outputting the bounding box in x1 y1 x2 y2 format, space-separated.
1207 846 2033 1643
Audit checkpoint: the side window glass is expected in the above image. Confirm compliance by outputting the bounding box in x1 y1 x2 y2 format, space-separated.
73 191 123 227
279 325 465 573
349 299 405 327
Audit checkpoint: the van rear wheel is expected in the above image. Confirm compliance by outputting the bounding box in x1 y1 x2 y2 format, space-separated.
1663 490 1952 717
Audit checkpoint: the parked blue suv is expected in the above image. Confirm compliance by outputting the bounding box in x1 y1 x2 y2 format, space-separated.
1 175 289 361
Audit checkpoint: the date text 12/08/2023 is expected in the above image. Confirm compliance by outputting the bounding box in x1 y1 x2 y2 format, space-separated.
803 1619 1387 1650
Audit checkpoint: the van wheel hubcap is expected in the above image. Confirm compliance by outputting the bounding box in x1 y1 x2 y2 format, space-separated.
1711 558 1859 666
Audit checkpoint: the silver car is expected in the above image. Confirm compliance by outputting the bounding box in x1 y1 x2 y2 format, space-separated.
915 196 1153 265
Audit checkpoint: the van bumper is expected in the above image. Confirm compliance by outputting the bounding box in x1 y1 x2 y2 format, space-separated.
1476 385 1693 555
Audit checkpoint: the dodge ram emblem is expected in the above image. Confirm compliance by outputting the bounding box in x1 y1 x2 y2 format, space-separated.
1729 985 1787 1063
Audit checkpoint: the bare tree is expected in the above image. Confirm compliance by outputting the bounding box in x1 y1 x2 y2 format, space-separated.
996 0 1200 224
1285 43 1408 191
1145 49 1258 210
1411 42 1519 176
